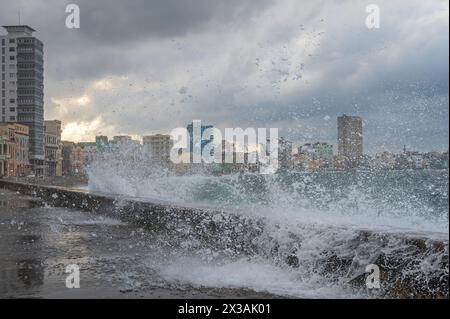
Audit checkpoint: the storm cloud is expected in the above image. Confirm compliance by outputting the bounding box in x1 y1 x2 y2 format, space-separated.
0 0 448 153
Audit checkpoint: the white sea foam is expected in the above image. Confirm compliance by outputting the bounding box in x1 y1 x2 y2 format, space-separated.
85 149 449 297
87 161 448 234
157 257 358 298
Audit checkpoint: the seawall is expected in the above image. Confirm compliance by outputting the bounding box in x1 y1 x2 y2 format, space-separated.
1 179 448 298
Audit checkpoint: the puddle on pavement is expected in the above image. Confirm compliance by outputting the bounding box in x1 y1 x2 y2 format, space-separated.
0 189 43 209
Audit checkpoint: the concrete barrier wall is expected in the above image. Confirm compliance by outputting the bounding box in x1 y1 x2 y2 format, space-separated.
0 180 264 255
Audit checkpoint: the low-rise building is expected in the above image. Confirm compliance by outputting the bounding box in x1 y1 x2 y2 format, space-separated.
62 141 87 176
44 120 62 176
0 138 6 176
423 151 449 169
278 137 294 170
62 141 75 176
71 143 85 175
12 123 29 176
74 135 123 170
113 135 132 144
143 134 173 165
296 142 334 170
369 152 397 170
113 135 141 149
0 123 29 177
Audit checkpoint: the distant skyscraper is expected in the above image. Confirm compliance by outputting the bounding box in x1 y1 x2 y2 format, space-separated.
186 120 214 161
1 26 44 175
337 115 363 168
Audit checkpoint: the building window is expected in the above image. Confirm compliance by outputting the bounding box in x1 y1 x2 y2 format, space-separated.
9 56 15 61
9 107 15 112
9 39 15 44
9 116 15 121
8 47 15 52
9 98 15 103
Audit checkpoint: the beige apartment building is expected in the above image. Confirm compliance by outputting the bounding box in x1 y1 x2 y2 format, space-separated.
0 122 29 177
143 134 173 164
44 120 62 176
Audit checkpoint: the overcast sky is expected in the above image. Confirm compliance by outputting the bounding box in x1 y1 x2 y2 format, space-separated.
0 0 448 153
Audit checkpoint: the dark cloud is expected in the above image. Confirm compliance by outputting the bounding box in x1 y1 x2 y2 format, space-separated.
76 0 271 42
0 0 448 152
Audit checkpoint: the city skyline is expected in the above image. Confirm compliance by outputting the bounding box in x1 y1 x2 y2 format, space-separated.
60 114 448 156
0 0 448 154
72 116 449 157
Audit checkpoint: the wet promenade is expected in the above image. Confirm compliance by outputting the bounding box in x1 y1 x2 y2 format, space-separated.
0 189 274 299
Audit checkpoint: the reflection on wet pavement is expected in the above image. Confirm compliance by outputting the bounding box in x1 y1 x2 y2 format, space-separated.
0 192 43 209
16 259 45 288
0 189 274 299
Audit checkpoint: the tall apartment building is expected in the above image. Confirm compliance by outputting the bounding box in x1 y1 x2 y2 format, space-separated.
337 115 363 168
1 25 44 175
44 120 62 176
143 134 173 164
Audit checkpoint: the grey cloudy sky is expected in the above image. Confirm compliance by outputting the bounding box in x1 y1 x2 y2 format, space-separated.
0 0 448 153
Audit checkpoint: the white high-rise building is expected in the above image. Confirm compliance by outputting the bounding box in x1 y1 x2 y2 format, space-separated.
1 25 45 175
337 114 363 168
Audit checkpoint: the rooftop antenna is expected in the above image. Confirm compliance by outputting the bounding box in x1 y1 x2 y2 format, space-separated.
18 9 21 24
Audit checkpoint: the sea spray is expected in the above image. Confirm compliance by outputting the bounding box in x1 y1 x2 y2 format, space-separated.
84 145 449 297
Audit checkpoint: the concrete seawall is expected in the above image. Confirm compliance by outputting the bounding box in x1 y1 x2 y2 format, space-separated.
0 180 264 256
1 179 448 298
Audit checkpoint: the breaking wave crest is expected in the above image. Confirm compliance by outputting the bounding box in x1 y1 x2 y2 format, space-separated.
85 148 449 298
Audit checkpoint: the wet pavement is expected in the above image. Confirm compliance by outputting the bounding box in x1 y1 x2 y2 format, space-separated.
0 189 275 299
